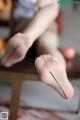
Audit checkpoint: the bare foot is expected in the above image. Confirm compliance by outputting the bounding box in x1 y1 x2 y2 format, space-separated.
35 55 74 99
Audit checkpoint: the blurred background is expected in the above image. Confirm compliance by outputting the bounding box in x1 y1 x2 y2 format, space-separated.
0 0 80 120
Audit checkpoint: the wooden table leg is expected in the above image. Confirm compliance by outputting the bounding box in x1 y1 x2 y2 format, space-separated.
9 79 22 120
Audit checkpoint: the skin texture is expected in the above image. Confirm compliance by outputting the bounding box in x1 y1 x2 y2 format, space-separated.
0 1 74 99
35 22 74 99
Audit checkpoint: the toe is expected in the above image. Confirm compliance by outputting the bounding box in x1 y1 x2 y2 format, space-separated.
35 56 45 73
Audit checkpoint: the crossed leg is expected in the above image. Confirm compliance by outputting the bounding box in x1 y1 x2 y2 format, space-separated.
35 23 74 99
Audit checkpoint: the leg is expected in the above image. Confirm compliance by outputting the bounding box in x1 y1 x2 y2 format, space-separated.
35 23 74 99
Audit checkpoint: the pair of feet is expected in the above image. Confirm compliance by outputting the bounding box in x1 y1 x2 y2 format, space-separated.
0 35 74 99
